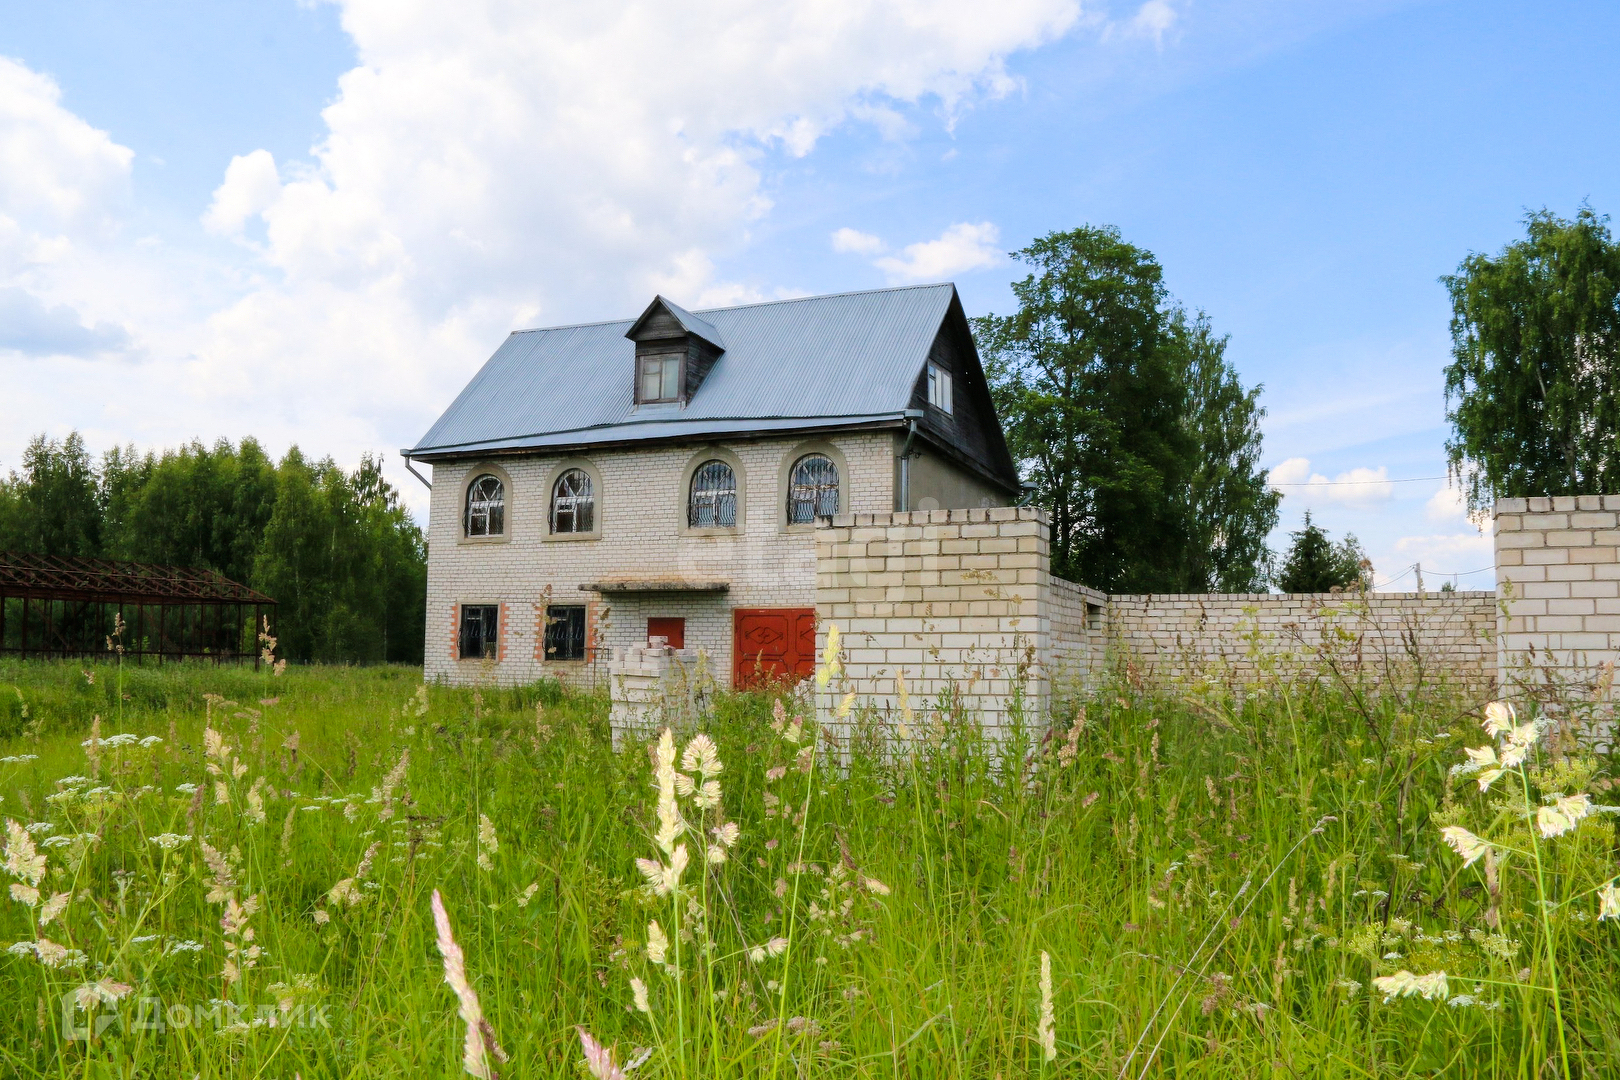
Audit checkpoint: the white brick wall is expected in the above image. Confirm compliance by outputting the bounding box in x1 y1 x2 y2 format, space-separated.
1108 591 1496 686
1495 495 1620 685
425 432 895 686
813 507 1051 737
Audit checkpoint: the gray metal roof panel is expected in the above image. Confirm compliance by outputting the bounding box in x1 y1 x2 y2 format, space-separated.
410 283 955 456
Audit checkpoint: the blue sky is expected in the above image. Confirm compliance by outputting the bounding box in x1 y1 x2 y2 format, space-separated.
2 0 1616 588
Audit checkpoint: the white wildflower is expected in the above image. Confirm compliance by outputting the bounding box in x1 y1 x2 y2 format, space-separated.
477 814 498 871
432 889 507 1079
174 783 198 795
72 978 133 1009
1482 701 1514 738
1373 970 1449 1002
1036 950 1056 1062
681 733 721 778
1440 826 1492 868
653 729 683 855
139 735 162 748
1537 793 1593 839
1597 880 1620 921
3 819 46 885
150 833 191 851
39 891 70 925
0 754 37 764
646 921 668 966
579 1026 627 1080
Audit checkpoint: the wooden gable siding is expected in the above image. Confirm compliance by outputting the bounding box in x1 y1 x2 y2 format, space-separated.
906 302 1019 493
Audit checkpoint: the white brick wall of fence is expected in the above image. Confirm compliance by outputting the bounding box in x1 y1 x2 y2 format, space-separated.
1495 496 1620 697
600 496 1620 742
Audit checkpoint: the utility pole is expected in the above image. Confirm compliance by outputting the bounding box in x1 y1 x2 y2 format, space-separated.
1415 561 1424 595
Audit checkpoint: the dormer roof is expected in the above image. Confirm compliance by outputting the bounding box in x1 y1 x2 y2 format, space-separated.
625 295 725 352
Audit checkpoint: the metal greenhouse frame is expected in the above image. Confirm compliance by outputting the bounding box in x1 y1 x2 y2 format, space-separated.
0 551 275 664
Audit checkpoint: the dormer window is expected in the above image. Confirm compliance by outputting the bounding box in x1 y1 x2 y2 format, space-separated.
927 362 953 415
639 353 683 403
626 295 726 407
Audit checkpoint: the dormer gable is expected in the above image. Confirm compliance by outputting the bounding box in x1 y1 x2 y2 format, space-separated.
625 295 726 405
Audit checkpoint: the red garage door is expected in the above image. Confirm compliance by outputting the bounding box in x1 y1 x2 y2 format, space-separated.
733 608 816 688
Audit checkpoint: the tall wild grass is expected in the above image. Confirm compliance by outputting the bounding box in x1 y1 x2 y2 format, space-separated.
0 639 1616 1077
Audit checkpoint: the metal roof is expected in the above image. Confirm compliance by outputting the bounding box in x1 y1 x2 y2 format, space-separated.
408 283 957 458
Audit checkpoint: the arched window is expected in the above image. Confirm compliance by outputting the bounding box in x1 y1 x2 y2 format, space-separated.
786 454 838 524
464 474 505 537
551 468 595 533
688 459 737 528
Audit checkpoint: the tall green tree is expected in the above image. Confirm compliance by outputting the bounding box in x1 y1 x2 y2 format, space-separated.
0 433 102 557
1274 511 1371 593
1171 311 1281 591
253 449 427 664
1443 206 1620 512
978 226 1277 592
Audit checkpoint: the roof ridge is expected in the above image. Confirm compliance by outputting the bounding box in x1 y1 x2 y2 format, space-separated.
509 281 955 335
691 281 955 316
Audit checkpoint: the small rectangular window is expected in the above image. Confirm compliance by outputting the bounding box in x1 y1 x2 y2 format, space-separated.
544 605 587 660
639 354 682 403
927 363 953 415
459 605 499 659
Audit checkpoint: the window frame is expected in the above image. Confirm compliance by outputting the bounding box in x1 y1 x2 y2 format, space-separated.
679 447 746 536
463 473 506 538
541 458 603 541
777 440 848 531
456 464 513 545
786 453 840 525
543 604 588 661
687 459 738 529
458 604 500 660
637 351 685 404
926 362 954 415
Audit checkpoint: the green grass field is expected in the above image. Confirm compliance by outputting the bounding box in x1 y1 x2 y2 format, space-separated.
0 651 1616 1077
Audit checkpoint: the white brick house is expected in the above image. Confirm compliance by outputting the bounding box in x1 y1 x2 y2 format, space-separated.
406 284 1020 686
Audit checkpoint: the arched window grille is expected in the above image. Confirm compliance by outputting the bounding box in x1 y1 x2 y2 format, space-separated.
464 475 505 537
786 454 839 524
688 460 737 528
551 468 595 533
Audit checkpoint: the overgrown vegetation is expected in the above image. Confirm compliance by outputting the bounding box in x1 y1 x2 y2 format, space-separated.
0 642 1615 1076
0 433 426 663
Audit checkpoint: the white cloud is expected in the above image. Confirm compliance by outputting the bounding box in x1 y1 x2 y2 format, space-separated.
1130 1 1178 45
203 150 282 237
873 221 1003 283
831 227 885 255
1424 484 1465 523
1269 457 1394 509
1 5 1086 505
0 57 131 235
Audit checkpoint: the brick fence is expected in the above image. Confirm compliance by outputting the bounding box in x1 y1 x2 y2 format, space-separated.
1494 496 1620 693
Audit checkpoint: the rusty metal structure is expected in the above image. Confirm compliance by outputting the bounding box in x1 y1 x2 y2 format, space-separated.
0 551 275 664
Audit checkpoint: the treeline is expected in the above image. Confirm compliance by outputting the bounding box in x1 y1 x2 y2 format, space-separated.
0 433 426 664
